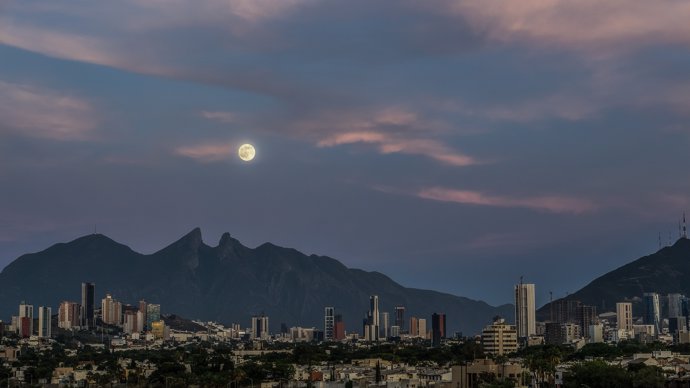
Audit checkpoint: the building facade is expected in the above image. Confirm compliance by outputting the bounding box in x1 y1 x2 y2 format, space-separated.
324 307 335 341
515 283 536 339
481 318 518 356
81 282 95 329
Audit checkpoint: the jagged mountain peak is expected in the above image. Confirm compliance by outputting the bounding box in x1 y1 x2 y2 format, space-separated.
0 230 513 334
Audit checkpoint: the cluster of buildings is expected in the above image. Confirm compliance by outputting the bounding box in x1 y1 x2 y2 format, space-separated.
2 282 166 340
247 296 447 346
477 281 690 357
357 296 446 346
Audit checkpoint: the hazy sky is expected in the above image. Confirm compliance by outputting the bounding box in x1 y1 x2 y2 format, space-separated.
2 0 690 307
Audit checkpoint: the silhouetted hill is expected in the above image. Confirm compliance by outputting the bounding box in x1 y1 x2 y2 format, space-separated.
0 229 512 335
538 237 690 317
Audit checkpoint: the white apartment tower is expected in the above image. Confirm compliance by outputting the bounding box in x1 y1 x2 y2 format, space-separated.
616 302 633 331
381 312 390 339
514 282 536 339
324 307 335 341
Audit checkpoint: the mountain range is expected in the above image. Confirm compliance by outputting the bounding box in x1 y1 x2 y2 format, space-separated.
0 228 513 335
538 237 690 317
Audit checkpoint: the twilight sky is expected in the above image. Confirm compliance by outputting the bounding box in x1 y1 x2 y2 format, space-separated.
2 0 690 307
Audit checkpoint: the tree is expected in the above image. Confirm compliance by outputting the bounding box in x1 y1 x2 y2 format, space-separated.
631 366 665 388
523 346 563 387
564 360 630 388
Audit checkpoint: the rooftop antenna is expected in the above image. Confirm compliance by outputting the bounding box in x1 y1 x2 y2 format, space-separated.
549 291 554 322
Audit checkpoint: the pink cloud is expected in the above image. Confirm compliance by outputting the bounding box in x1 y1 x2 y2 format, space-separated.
318 131 476 167
174 143 233 162
0 80 98 140
451 1 690 50
418 187 596 214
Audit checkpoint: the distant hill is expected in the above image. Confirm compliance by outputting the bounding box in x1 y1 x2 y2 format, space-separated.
0 228 512 335
538 237 690 317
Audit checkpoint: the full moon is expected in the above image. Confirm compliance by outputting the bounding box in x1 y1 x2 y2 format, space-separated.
238 144 256 161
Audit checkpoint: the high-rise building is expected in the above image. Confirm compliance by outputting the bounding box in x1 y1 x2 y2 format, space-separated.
432 313 446 347
81 282 95 329
418 318 427 339
324 307 335 341
123 309 144 334
545 322 581 344
101 294 122 326
616 302 633 331
669 294 685 318
18 302 34 337
38 306 51 338
643 293 661 336
409 317 419 337
515 283 536 339
146 304 161 331
334 314 346 340
576 305 597 338
381 312 390 339
58 301 81 329
394 306 406 333
481 318 518 356
139 300 148 327
551 299 581 324
365 295 380 341
251 315 270 340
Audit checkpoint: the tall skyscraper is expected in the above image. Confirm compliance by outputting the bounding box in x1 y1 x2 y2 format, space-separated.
38 306 51 338
418 318 427 339
668 294 685 318
146 304 161 331
139 300 148 327
409 317 419 337
431 313 446 347
616 302 633 331
58 301 81 329
334 314 346 340
365 295 380 341
514 282 536 339
324 307 335 341
102 294 123 326
394 306 406 333
18 301 34 337
381 312 390 339
81 282 95 329
251 315 270 340
643 293 661 335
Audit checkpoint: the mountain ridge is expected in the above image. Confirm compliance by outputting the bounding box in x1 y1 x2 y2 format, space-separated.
0 229 512 335
538 237 690 317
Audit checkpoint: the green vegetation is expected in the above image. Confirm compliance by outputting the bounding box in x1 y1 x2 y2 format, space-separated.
564 360 665 388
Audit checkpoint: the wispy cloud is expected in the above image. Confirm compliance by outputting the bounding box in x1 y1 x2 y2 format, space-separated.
311 107 476 166
174 143 233 162
201 111 237 123
453 0 690 51
0 80 97 140
418 187 596 214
